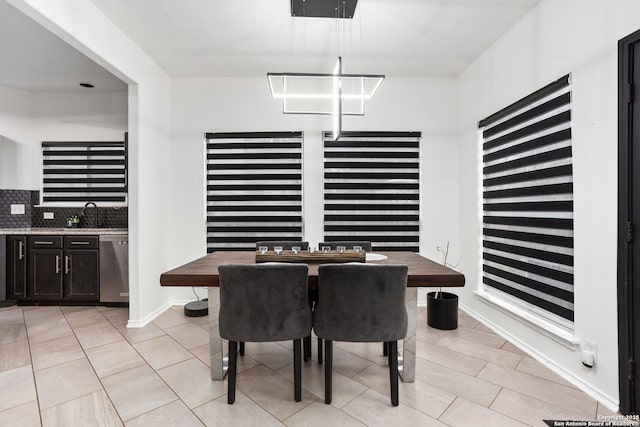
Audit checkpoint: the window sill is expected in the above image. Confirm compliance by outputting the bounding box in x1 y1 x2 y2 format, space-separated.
474 288 579 350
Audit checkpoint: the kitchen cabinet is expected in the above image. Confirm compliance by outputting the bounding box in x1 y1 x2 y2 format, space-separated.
63 236 99 300
29 249 63 298
6 236 27 299
28 236 63 299
24 235 99 302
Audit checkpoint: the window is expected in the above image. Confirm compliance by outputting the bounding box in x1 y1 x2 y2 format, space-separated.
41 138 127 205
479 75 574 325
205 132 304 252
323 131 420 251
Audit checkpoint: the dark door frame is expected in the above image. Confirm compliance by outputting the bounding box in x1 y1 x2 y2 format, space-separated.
618 27 640 415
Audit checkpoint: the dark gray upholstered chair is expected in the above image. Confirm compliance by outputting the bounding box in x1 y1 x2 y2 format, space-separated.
315 264 408 406
254 241 313 361
255 241 309 250
318 241 373 252
315 241 374 362
251 240 312 362
218 263 312 404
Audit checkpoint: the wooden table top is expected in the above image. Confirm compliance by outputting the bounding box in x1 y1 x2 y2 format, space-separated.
160 251 465 288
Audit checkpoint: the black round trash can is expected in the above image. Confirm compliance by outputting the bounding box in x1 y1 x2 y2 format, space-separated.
427 291 458 330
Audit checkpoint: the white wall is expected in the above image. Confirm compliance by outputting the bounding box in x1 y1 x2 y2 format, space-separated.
8 0 195 325
0 86 32 189
0 88 127 190
456 0 640 410
170 76 461 302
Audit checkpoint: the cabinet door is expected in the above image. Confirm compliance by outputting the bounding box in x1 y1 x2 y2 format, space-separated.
29 249 63 299
64 250 99 301
7 236 27 299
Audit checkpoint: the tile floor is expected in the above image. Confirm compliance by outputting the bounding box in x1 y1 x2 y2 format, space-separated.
0 304 623 426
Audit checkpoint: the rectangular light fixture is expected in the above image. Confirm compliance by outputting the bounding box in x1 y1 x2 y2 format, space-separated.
268 56 384 142
267 71 384 115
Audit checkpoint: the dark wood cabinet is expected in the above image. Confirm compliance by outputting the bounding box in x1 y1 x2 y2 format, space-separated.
6 236 27 299
28 236 64 299
29 249 63 299
62 236 99 301
5 234 100 302
64 249 99 300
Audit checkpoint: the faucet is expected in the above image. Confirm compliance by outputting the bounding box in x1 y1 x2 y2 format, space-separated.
81 201 99 228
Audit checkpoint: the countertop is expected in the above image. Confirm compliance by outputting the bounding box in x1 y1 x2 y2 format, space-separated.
0 228 128 235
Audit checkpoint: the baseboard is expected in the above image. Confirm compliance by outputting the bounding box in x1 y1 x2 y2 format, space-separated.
459 302 620 413
126 299 193 328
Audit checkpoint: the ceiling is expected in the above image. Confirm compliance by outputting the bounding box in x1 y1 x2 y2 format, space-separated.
0 0 539 92
0 1 127 92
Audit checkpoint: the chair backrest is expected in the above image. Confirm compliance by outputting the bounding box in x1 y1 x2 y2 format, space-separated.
218 263 311 342
314 264 408 342
255 241 309 250
318 241 372 252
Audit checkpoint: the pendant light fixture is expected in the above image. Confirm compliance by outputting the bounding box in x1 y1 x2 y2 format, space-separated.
267 0 385 141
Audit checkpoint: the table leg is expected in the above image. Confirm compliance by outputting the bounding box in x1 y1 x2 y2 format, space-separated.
399 287 416 382
208 287 228 380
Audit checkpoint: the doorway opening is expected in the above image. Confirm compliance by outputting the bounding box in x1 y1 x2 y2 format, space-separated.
618 27 640 415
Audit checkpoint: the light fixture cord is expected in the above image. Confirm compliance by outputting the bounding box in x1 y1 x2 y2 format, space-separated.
335 1 339 59
289 1 294 70
358 0 363 74
349 5 353 70
302 0 307 72
342 1 346 71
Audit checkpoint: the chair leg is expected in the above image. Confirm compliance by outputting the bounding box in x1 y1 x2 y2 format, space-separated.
324 340 333 404
317 337 323 364
294 339 302 402
383 342 389 357
228 341 238 404
388 341 399 406
303 335 311 362
306 287 317 364
239 342 245 356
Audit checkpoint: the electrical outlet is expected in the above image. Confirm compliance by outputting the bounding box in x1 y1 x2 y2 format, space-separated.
43 212 54 220
10 204 25 215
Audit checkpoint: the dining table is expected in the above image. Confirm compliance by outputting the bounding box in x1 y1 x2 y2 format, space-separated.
159 251 465 382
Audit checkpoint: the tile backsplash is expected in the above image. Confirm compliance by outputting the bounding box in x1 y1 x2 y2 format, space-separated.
0 190 34 228
31 206 128 228
0 189 128 229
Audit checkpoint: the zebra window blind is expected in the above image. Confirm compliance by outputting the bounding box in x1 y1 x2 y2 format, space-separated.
205 132 303 252
480 74 574 323
323 131 420 251
41 139 127 204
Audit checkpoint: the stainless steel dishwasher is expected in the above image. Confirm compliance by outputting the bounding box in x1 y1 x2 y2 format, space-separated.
99 234 129 303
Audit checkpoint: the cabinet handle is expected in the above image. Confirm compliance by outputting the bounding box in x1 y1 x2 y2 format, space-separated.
65 255 70 274
34 241 54 245
18 241 24 260
70 241 90 245
55 255 61 274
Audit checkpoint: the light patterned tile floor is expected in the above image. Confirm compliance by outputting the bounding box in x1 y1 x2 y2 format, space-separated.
0 305 622 426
